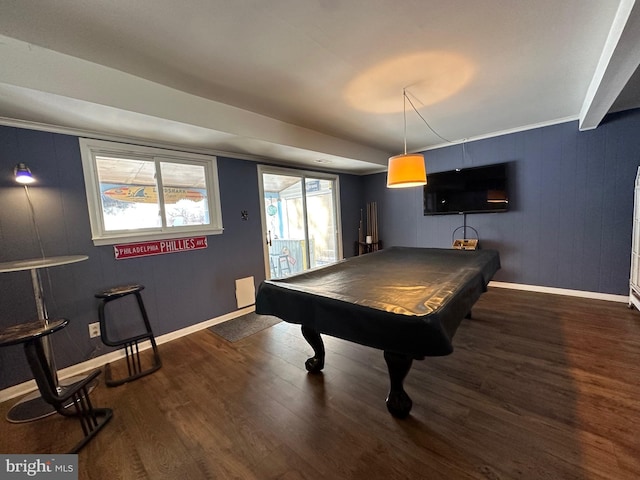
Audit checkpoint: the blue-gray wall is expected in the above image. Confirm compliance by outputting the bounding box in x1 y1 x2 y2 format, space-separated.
364 109 640 296
2 108 639 389
0 125 362 389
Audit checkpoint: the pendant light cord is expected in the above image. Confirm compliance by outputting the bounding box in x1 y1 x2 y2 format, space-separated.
404 89 453 144
403 88 408 155
404 88 470 168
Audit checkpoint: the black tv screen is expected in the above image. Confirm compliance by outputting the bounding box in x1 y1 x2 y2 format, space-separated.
423 163 509 215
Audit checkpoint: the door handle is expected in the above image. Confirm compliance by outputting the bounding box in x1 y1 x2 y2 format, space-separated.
266 230 272 247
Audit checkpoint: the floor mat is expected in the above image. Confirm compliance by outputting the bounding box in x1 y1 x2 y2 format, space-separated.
208 311 281 342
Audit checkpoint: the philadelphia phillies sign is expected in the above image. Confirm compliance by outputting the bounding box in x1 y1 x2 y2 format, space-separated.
114 236 207 259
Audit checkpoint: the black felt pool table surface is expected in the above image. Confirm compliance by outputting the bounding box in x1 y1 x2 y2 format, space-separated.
255 246 500 358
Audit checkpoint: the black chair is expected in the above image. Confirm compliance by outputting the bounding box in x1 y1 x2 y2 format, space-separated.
95 284 161 387
15 319 112 453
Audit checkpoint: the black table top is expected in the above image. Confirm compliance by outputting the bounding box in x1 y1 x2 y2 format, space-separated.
0 319 69 347
256 247 500 357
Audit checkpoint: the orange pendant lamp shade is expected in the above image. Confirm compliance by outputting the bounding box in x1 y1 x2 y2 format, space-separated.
386 153 427 188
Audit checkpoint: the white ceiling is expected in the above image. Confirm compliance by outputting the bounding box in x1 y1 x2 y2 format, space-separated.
1 0 640 175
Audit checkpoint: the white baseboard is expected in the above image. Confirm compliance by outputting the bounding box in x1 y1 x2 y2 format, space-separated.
0 305 255 403
489 281 628 303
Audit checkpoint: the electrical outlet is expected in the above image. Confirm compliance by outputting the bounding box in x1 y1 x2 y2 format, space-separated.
88 322 101 338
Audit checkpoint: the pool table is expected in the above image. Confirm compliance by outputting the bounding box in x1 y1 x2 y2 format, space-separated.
255 246 500 417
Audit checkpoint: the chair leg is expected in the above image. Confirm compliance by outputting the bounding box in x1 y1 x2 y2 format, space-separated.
26 339 112 454
65 387 113 454
105 338 162 387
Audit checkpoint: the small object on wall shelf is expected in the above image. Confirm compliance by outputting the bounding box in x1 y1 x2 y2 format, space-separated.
356 240 383 256
452 239 478 250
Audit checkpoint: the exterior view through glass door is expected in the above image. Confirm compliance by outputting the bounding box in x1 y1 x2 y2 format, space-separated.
259 166 341 279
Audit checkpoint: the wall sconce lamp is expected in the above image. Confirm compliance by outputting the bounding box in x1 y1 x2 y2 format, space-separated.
386 89 427 189
14 163 35 184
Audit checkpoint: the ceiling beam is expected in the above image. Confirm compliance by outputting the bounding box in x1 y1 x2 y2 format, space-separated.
579 0 640 130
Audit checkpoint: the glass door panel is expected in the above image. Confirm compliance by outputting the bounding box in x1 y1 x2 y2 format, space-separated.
263 173 306 279
260 167 340 279
305 178 338 268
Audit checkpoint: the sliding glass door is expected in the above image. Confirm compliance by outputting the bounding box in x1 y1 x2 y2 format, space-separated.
258 166 341 279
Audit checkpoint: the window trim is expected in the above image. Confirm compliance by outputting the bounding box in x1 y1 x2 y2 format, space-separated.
79 138 223 246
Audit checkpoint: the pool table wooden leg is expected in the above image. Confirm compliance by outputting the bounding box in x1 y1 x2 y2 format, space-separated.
383 351 413 418
301 325 325 373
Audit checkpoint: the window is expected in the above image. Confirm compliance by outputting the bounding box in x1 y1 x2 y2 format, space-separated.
79 139 223 245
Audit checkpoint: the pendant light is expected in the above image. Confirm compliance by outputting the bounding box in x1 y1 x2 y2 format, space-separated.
386 89 427 188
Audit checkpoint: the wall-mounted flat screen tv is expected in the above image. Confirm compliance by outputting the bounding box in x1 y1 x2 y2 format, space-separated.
423 162 509 215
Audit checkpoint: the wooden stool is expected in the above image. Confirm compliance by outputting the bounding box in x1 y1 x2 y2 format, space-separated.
95 284 161 387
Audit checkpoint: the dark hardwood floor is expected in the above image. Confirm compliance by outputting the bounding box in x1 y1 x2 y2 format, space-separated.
1 287 639 479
